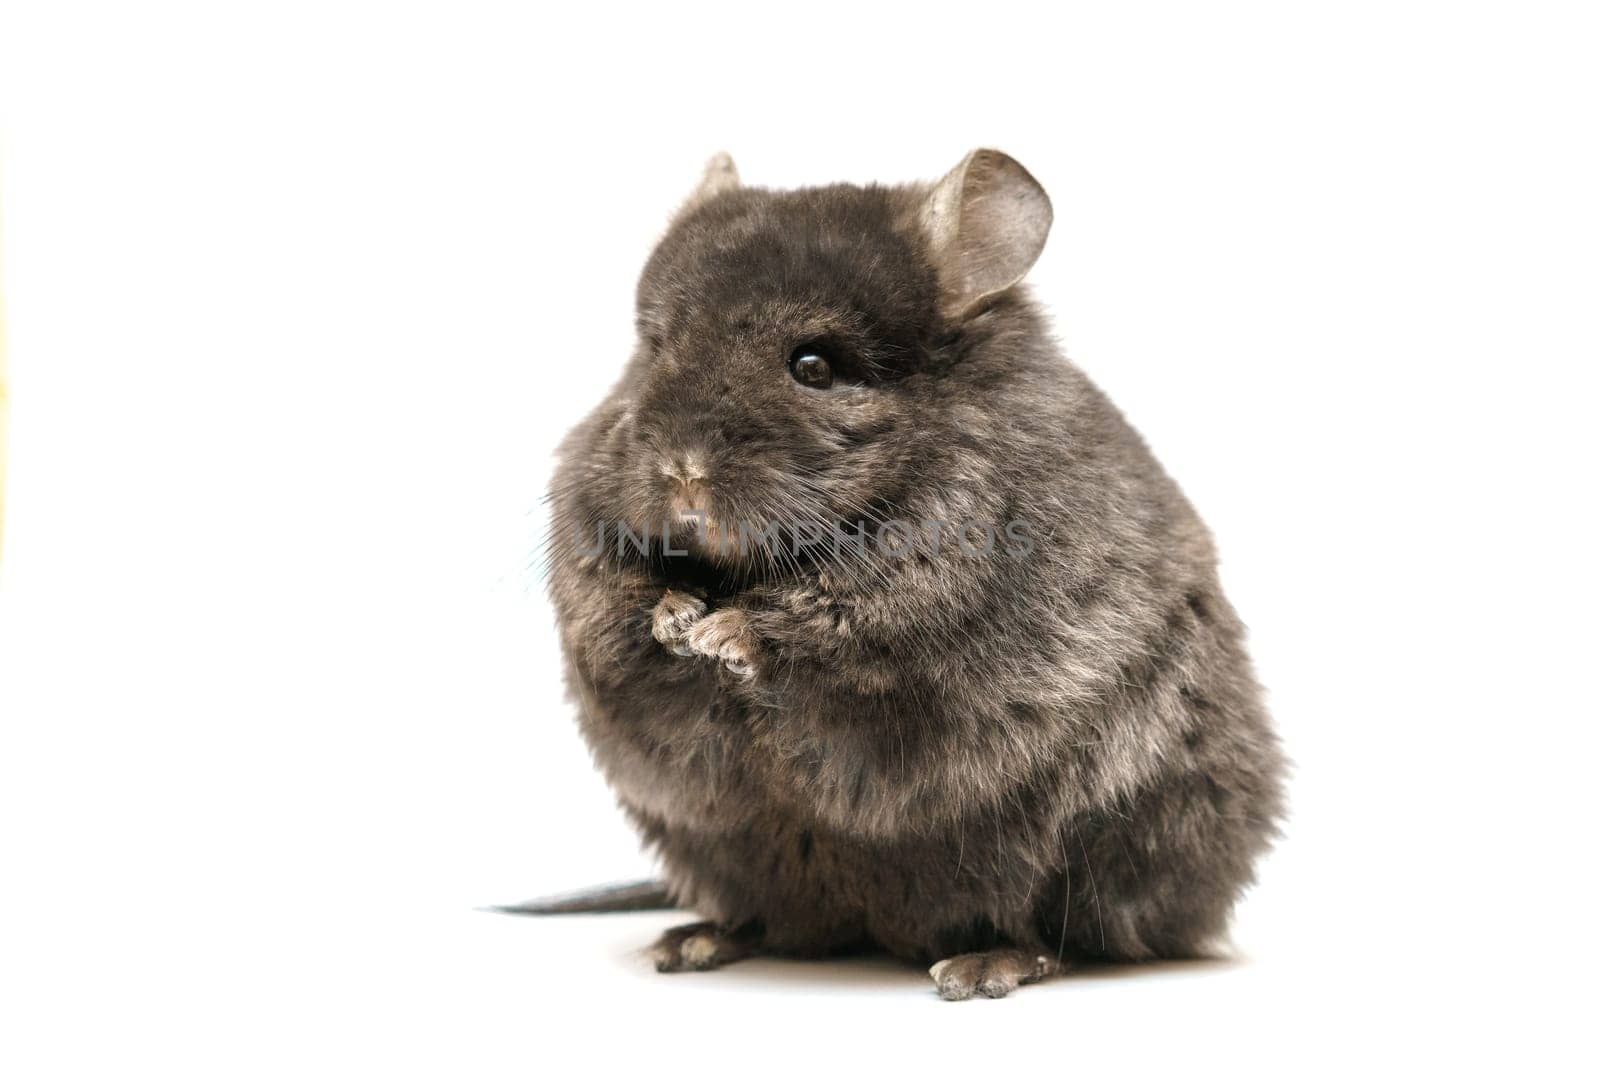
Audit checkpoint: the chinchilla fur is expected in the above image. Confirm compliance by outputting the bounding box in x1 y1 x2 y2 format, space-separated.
541 149 1285 1000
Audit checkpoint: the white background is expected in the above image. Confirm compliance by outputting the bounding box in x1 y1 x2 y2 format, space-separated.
1 1 1596 1062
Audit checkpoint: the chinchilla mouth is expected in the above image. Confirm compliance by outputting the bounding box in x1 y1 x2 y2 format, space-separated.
646 545 754 599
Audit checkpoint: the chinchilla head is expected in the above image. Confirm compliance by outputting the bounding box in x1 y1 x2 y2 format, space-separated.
587 149 1051 571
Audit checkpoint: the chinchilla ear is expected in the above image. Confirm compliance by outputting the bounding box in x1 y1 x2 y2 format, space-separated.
680 151 741 212
922 149 1052 319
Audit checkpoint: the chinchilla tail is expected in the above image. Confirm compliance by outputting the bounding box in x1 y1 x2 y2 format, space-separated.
489 878 676 914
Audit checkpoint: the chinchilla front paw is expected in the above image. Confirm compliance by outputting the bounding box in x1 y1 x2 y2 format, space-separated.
929 949 1062 1001
650 590 707 656
684 608 759 680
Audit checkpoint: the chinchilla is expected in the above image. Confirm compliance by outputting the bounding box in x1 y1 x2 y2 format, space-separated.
518 150 1285 1000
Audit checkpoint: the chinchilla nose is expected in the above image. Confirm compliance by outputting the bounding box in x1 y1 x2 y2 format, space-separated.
662 452 712 517
663 451 709 486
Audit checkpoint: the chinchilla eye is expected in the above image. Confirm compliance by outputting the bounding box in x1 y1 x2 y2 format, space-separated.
789 349 834 389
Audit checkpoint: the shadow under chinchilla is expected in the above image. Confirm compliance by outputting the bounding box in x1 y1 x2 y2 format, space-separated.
618 944 1246 996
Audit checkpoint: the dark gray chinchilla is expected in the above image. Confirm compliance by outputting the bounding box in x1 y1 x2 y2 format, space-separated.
533 150 1286 1000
